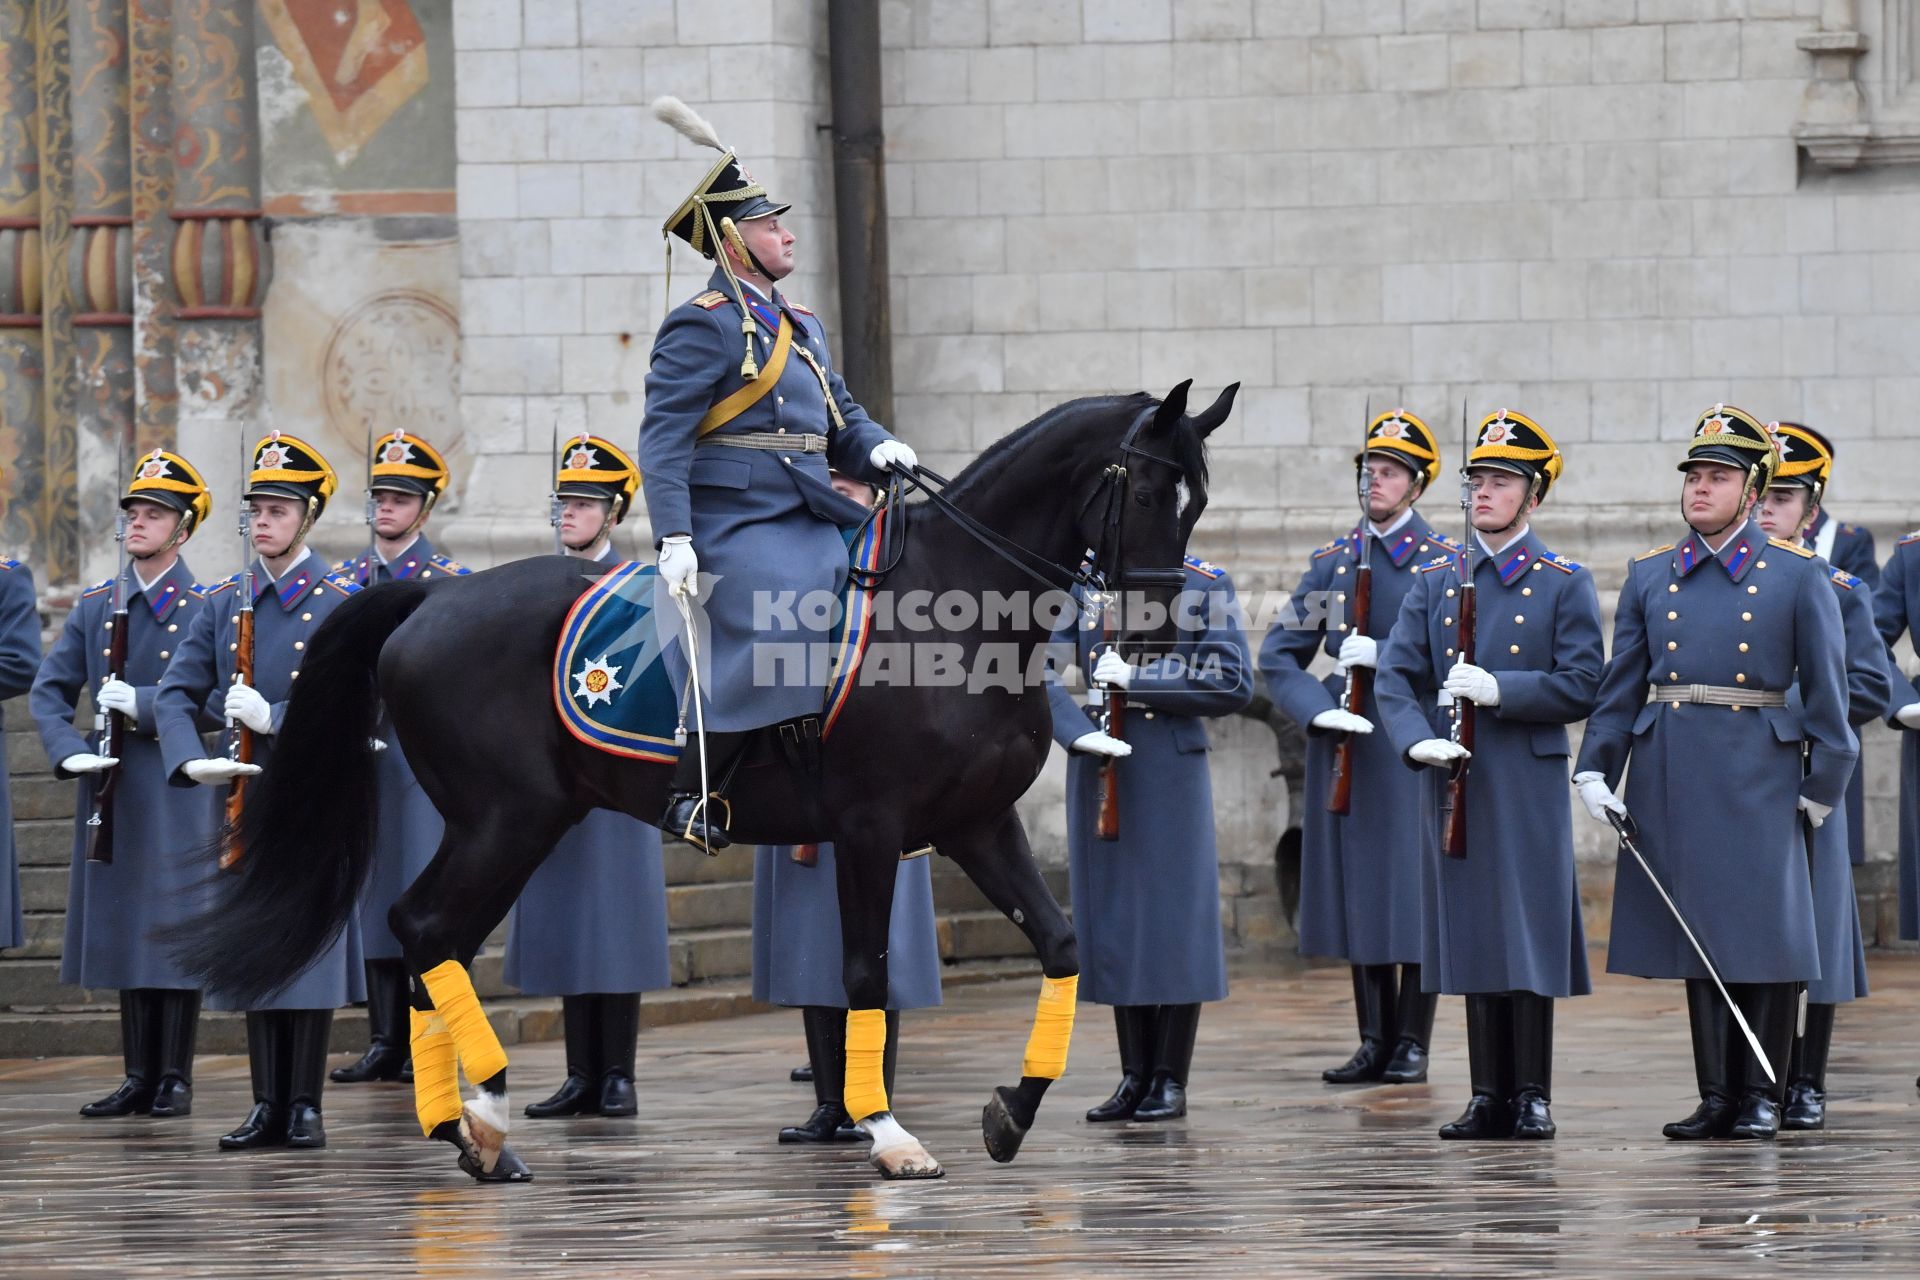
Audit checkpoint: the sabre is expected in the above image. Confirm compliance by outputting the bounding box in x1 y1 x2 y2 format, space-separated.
669 578 712 843
1606 807 1776 1085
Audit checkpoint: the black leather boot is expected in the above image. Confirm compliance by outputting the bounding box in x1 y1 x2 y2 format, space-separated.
1087 1005 1154 1122
1783 1001 1835 1131
1382 964 1438 1084
780 1005 861 1143
331 960 409 1082
1323 964 1396 1083
220 1011 288 1150
596 993 641 1117
1728 983 1796 1140
661 733 749 853
285 1010 333 1149
1440 994 1512 1140
1135 1003 1200 1121
1664 979 1735 1140
81 990 158 1117
148 990 200 1118
790 1063 813 1083
1508 992 1556 1140
524 996 598 1118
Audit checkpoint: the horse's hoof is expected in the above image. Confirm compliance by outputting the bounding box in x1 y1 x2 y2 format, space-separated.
459 1144 534 1184
871 1138 944 1180
982 1087 1029 1164
459 1105 507 1175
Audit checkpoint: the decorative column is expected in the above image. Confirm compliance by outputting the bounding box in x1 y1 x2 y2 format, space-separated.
1795 0 1872 168
0 2 47 562
128 0 175 454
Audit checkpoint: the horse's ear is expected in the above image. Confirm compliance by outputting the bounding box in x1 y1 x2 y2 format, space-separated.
1150 381 1192 433
1187 383 1239 439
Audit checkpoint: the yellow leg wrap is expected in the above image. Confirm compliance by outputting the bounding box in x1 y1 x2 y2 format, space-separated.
1021 974 1078 1080
420 960 509 1084
843 1008 889 1120
410 1009 462 1138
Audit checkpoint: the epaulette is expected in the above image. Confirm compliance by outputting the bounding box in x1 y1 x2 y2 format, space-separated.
1183 554 1223 579
0 557 20 571
186 583 208 599
691 290 729 310
330 556 357 576
1634 544 1675 562
1830 567 1862 591
80 577 113 599
1416 554 1457 574
324 572 364 595
1539 550 1580 574
1840 523 1861 536
1768 537 1815 558
787 299 813 315
1900 530 1920 546
1311 536 1351 560
429 552 472 576
1428 530 1463 551
204 572 240 595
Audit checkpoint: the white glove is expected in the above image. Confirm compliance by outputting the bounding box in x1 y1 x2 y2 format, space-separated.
1070 730 1132 758
96 678 138 717
1799 796 1833 829
1408 738 1470 767
1309 708 1373 735
223 681 273 734
657 535 698 594
182 757 262 785
59 752 118 774
1336 633 1377 671
1896 703 1920 730
1572 771 1627 824
1443 661 1501 707
1092 650 1133 691
870 439 918 474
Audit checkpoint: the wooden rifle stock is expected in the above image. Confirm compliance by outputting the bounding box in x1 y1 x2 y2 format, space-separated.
1094 596 1124 842
220 606 256 871
792 843 819 867
1325 560 1372 815
85 613 130 864
1441 581 1475 859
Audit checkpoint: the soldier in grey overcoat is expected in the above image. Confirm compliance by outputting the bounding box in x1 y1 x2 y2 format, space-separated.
1753 422 1887 1131
1259 410 1457 1085
0 555 36 954
155 433 367 1152
639 111 913 852
1574 406 1855 1143
30 451 216 1119
1375 412 1603 1142
504 435 672 1120
1048 557 1251 1122
329 431 469 1086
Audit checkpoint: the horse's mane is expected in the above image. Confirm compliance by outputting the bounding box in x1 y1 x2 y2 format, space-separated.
945 391 1207 500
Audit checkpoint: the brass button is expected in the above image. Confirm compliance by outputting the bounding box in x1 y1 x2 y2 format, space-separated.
1444 617 1454 627
1142 710 1155 720
159 649 169 659
1445 647 1455 657
229 642 238 651
1735 673 1746 683
1668 583 1679 593
1418 543 1428 553
1337 566 1347 575
1757 560 1766 569
1747 585 1758 595
1667 641 1677 650
1509 644 1520 654
1731 704 1741 712
294 641 305 651
1522 587 1532 596
1514 614 1524 624
231 615 238 624
1667 611 1678 620
291 670 299 678
1532 561 1543 571
167 623 178 633
1739 642 1749 653
315 587 325 595
1742 611 1752 621
1672 701 1681 709
1335 592 1345 601
1446 588 1456 598
1668 671 1678 680
302 612 312 621
1338 623 1349 632
101 648 110 656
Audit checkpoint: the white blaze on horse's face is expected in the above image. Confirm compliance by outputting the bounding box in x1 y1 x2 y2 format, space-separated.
1176 479 1191 516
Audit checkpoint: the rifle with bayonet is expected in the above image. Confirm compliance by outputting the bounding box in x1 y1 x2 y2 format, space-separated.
1327 398 1372 815
1091 577 1125 841
85 444 132 864
220 434 256 872
363 419 378 586
549 415 564 554
1441 400 1474 860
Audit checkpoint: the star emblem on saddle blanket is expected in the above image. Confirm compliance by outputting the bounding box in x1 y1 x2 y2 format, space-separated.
573 654 624 707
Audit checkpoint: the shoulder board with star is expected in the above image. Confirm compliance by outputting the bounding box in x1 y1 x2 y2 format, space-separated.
429 552 472 576
1311 536 1352 560
1768 537 1815 558
1416 554 1458 574
1183 555 1223 579
80 577 114 599
205 572 240 595
323 572 364 595
1427 530 1463 552
1539 551 1581 574
1830 567 1862 590
786 299 814 315
691 290 729 311
1634 543 1675 563
330 556 358 576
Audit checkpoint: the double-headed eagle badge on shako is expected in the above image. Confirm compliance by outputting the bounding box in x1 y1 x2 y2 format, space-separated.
572 654 624 707
257 442 291 470
567 444 598 471
382 439 413 465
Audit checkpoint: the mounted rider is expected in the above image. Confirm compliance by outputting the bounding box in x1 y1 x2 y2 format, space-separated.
640 98 915 852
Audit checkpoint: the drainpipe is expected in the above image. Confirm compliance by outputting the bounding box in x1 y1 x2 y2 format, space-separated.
826 0 894 426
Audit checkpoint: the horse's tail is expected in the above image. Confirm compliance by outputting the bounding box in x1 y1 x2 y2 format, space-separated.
163 580 435 1006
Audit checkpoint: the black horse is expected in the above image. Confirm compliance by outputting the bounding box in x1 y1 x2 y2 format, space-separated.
170 381 1233 1183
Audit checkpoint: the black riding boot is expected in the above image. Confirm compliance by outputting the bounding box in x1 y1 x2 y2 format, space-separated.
781 1005 862 1143
1087 1005 1154 1122
148 990 201 1117
1382 964 1439 1084
1728 983 1796 1140
1440 994 1513 1139
524 996 598 1118
331 960 409 1083
662 732 750 852
596 993 641 1117
284 1010 333 1149
81 990 159 1117
1324 964 1397 1083
1508 992 1556 1140
1783 1001 1836 1131
1664 979 1735 1140
1135 1003 1201 1121
220 1011 288 1150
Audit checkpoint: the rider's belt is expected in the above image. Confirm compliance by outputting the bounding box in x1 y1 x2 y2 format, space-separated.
1648 683 1787 708
705 432 828 454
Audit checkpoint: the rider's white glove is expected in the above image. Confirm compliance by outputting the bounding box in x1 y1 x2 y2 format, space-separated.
96 678 138 717
1092 650 1134 691
1895 702 1920 730
658 535 698 593
223 681 273 735
182 757 262 785
1443 661 1501 707
1070 730 1131 759
59 753 118 775
1309 708 1373 735
870 440 918 474
1408 738 1470 767
1572 771 1627 824
1799 796 1833 829
1336 633 1377 671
